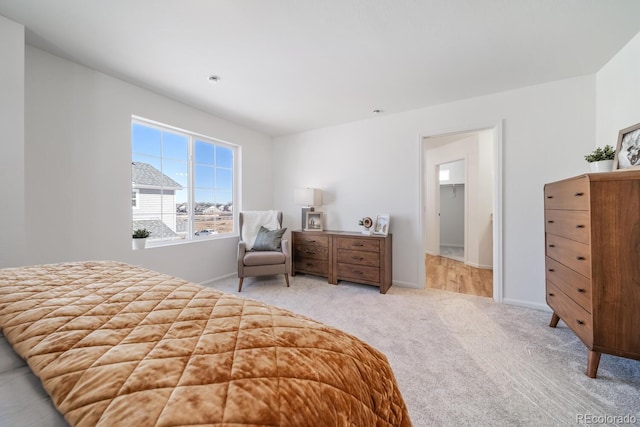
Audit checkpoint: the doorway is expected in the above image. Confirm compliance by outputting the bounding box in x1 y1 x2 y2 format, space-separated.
419 123 502 300
438 159 465 262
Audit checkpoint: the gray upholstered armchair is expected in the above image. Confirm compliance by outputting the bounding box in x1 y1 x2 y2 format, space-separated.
237 211 290 292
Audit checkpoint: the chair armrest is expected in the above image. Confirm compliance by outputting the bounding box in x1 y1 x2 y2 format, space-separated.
281 238 291 274
238 240 247 275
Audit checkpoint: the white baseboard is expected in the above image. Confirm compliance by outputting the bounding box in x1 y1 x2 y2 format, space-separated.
199 272 236 287
465 261 493 270
502 298 550 312
392 280 421 289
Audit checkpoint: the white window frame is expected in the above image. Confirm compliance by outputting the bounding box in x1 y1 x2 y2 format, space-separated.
132 116 240 246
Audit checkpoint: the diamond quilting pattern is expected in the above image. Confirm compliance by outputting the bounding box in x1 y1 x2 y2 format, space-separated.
0 261 411 426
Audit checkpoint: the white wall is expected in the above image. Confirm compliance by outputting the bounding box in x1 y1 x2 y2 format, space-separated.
274 75 595 308
20 46 273 283
439 160 465 184
596 32 640 148
0 16 25 268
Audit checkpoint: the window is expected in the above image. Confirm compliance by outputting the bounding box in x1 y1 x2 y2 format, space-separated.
131 118 237 244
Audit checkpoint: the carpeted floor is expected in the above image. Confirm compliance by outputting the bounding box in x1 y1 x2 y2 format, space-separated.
208 274 640 427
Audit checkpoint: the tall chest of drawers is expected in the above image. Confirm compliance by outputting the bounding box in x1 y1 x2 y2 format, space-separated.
291 230 392 294
544 171 640 378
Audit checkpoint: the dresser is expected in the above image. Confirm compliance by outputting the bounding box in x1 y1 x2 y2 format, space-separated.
544 171 640 378
291 230 392 293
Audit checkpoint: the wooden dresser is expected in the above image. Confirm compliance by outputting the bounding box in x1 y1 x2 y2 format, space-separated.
291 230 392 293
544 171 640 378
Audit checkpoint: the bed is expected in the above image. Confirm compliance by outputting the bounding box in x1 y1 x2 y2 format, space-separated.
0 261 411 426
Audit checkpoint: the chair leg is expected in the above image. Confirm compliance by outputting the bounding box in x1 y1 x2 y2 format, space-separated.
238 277 244 292
284 273 290 287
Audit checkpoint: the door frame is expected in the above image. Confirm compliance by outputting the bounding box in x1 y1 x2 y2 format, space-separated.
417 120 503 302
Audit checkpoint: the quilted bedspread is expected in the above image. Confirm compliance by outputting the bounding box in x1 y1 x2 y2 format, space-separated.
0 261 411 426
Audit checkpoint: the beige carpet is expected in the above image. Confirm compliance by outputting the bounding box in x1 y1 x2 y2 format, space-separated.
209 274 640 427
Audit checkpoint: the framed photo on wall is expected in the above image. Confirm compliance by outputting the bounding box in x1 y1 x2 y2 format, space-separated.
373 214 390 236
614 122 640 170
305 211 323 231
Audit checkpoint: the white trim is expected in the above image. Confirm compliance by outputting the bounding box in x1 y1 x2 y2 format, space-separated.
502 298 550 312
418 119 504 303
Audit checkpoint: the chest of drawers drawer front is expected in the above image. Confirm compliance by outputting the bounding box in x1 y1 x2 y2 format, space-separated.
296 234 329 248
547 282 593 347
294 245 328 260
336 263 380 283
336 237 380 252
545 257 592 313
546 234 591 278
544 178 590 210
294 258 329 275
337 249 380 267
544 210 591 244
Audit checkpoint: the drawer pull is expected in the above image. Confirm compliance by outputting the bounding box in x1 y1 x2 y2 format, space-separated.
546 195 554 199
577 288 586 293
305 250 316 255
576 320 585 325
548 292 555 297
307 239 316 243
353 243 364 247
548 268 555 272
352 256 364 261
576 256 586 261
353 270 364 275
576 224 585 228
548 244 555 248
574 192 584 197
305 263 314 267
547 220 555 224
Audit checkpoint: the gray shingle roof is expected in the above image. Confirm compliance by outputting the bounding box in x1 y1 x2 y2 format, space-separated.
132 162 182 189
133 220 179 239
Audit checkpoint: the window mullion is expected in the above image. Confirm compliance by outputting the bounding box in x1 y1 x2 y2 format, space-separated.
188 135 195 238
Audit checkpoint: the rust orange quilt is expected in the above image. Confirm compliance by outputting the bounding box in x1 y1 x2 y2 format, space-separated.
0 261 411 426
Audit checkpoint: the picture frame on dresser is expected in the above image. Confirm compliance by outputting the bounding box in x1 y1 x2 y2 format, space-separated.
372 214 389 236
305 211 323 231
613 121 640 170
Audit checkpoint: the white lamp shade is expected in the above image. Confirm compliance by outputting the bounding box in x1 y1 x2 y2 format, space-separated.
294 188 322 206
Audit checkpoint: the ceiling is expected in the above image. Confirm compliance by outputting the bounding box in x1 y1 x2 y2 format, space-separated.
2 0 640 137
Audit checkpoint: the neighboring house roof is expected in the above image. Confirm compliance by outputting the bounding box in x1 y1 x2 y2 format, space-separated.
132 162 182 190
203 205 222 214
133 220 179 239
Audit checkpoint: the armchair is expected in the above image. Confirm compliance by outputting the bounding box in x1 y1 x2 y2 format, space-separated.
237 211 290 292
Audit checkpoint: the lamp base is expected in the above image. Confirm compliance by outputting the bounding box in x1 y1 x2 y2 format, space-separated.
301 207 315 230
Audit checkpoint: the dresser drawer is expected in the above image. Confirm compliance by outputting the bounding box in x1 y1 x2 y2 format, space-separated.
545 234 591 278
337 249 380 267
337 263 380 283
544 210 590 244
336 237 380 252
294 258 328 276
545 257 592 313
295 234 329 248
547 281 593 347
294 245 328 260
544 177 590 210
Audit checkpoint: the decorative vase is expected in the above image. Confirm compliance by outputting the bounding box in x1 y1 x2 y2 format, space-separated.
132 238 147 250
589 160 614 173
